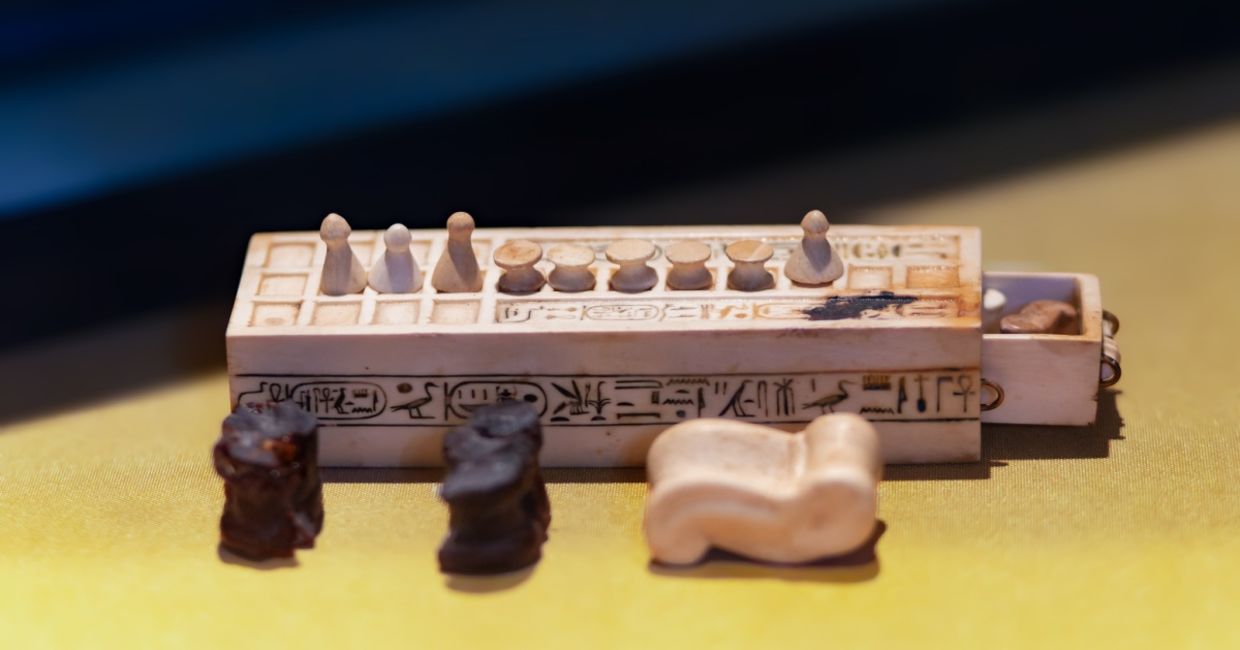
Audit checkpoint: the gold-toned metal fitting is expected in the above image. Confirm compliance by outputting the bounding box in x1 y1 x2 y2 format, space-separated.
980 378 1005 411
1102 310 1120 336
1100 353 1122 388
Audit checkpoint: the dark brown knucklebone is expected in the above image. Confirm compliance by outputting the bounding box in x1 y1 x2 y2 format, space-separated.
214 402 324 561
438 401 550 575
1000 299 1079 335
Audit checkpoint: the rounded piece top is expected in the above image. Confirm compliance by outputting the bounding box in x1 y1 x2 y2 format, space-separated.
384 223 412 249
319 213 351 242
800 209 830 234
725 240 774 263
983 287 1007 312
493 239 543 270
446 211 475 236
665 240 712 265
547 243 595 268
606 239 656 265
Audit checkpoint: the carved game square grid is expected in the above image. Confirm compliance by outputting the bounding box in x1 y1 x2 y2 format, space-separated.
231 225 976 331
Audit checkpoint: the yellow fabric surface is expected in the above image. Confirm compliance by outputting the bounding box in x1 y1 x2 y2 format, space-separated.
3 122 1240 649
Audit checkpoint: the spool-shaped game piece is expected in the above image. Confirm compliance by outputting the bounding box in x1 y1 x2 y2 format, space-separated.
439 401 550 575
665 240 713 290
494 239 545 294
547 244 596 292
215 402 324 561
725 240 775 291
606 239 658 293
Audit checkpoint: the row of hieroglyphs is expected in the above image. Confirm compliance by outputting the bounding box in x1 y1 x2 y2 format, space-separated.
234 371 980 427
495 295 962 323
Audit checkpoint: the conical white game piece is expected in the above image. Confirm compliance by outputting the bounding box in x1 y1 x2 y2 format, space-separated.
431 212 483 293
369 224 421 293
784 209 844 286
319 213 367 295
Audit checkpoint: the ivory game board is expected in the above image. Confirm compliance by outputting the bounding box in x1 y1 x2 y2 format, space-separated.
227 224 983 466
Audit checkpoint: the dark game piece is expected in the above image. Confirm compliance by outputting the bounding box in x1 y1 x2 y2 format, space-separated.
1000 299 1080 335
213 402 324 561
438 401 551 575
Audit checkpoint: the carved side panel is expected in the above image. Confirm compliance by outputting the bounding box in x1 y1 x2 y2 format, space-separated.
233 370 980 429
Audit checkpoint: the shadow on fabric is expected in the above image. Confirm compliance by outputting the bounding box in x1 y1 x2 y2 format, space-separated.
885 389 1124 481
646 520 886 584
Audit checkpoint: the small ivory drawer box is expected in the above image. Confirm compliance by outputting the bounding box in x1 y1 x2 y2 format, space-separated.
980 271 1116 426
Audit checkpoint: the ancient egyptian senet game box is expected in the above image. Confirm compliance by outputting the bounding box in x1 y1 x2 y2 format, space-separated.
226 222 1117 467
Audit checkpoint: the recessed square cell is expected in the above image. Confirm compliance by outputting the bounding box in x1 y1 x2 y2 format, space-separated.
266 243 315 267
257 273 308 296
410 240 432 266
471 241 491 264
350 242 374 266
765 266 782 289
374 301 419 325
431 301 480 324
769 241 796 262
250 302 301 327
847 266 893 290
906 265 961 289
311 301 361 326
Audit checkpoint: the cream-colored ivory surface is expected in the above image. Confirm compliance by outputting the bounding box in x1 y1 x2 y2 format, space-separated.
228 222 988 466
644 414 881 564
981 272 1109 425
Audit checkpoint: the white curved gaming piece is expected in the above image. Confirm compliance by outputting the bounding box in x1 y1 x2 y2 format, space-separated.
644 413 881 565
319 213 367 295
369 224 421 293
432 212 484 293
784 210 844 286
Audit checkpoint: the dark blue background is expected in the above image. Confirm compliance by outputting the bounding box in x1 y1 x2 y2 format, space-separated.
4 0 1239 345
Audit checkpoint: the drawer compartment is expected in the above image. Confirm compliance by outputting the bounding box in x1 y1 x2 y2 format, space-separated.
981 271 1108 425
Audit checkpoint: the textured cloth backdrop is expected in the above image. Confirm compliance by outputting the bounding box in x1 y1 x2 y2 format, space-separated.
1 122 1238 649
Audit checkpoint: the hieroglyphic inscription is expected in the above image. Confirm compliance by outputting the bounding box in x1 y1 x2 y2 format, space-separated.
235 380 388 419
841 234 958 262
497 296 962 324
234 370 979 426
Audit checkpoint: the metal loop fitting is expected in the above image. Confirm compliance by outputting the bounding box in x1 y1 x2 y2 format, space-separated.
1102 310 1120 336
980 378 1005 411
1100 309 1122 388
1100 353 1122 388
